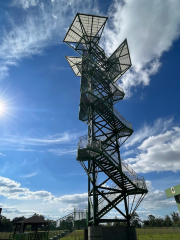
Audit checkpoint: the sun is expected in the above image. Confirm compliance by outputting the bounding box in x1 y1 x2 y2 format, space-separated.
0 101 6 115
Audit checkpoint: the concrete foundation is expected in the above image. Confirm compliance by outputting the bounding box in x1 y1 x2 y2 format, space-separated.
88 226 137 240
88 226 103 240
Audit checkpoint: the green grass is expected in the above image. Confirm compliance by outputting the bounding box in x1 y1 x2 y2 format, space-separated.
1 227 180 240
59 228 180 240
136 227 180 240
0 231 13 239
60 230 84 240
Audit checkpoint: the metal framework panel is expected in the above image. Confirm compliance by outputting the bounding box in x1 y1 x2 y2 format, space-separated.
108 39 132 82
63 13 108 44
66 57 82 76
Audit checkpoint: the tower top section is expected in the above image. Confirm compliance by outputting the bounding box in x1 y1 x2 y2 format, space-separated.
63 13 108 54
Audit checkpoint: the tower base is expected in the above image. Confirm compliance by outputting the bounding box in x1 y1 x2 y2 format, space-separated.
87 226 137 240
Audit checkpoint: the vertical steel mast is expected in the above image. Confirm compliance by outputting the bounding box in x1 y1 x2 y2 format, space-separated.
63 13 148 226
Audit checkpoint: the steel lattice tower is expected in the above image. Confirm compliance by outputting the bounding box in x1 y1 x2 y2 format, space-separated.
63 13 148 227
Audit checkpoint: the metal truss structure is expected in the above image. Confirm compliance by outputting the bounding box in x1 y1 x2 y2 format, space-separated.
63 13 148 226
49 209 87 231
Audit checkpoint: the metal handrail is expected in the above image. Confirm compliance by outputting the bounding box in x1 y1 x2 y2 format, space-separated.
113 107 133 130
80 86 132 130
98 183 120 212
78 136 146 189
78 135 102 151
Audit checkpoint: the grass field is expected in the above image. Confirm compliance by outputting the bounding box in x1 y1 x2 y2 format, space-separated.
1 227 180 240
136 227 180 240
59 228 180 240
0 231 13 239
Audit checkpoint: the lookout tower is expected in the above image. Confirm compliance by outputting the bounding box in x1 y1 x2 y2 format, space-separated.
63 13 148 228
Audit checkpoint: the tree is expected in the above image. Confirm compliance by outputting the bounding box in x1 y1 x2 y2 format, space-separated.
0 217 13 231
31 213 45 231
11 216 26 227
170 211 180 224
105 222 112 227
33 213 44 219
130 212 142 228
164 215 172 227
142 220 149 227
155 218 165 227
148 215 155 227
113 216 121 227
0 215 7 220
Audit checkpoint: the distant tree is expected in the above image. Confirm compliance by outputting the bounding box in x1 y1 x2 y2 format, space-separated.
31 213 45 231
105 222 112 227
33 213 44 219
11 216 26 227
155 218 165 227
0 217 13 231
130 212 141 228
142 220 150 227
0 215 7 220
113 216 121 227
148 215 155 227
47 219 56 230
164 215 172 227
175 220 180 227
170 212 180 224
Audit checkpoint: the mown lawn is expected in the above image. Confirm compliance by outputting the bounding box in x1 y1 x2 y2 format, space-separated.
1 227 180 240
60 228 180 240
136 227 180 240
60 230 84 240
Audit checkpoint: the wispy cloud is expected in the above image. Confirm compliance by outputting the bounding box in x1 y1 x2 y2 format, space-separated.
12 0 39 9
19 159 27 166
0 0 99 80
48 148 77 156
1 162 9 173
124 117 173 148
102 0 180 97
0 131 77 147
0 130 81 156
21 171 38 178
0 152 6 157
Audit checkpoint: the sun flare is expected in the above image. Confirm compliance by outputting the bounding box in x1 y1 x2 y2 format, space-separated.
0 101 6 115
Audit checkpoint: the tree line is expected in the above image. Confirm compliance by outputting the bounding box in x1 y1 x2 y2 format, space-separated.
0 213 51 232
105 212 180 228
0 211 180 231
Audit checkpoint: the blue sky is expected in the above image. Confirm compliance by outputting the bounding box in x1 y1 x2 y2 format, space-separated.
0 0 180 221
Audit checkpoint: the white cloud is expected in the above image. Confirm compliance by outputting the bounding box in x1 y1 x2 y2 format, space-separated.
0 0 99 80
124 117 173 148
13 0 39 9
58 193 87 204
141 180 176 211
19 159 27 166
48 148 77 156
1 162 9 173
126 126 180 173
0 177 176 220
102 0 180 96
21 171 38 178
0 203 35 216
0 131 77 147
0 176 87 205
0 131 80 157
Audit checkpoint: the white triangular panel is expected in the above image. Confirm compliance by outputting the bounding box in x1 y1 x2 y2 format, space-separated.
66 57 82 76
